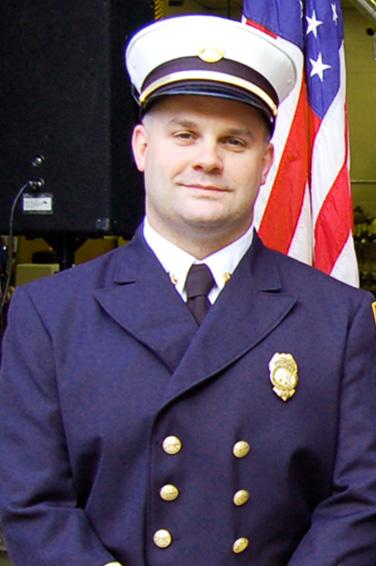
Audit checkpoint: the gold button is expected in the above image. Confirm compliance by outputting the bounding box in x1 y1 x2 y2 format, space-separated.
233 537 250 554
233 489 250 506
153 529 173 549
162 436 183 455
160 484 180 502
233 440 250 458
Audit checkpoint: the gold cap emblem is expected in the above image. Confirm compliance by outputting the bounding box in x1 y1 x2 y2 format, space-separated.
372 302 376 324
269 353 298 402
198 46 225 63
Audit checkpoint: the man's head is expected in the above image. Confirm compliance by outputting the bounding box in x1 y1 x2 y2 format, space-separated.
125 16 296 257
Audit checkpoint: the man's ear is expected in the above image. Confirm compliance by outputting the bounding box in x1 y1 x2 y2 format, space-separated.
131 124 148 172
260 143 274 186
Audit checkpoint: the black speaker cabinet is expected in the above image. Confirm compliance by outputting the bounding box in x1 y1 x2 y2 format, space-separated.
0 1 155 238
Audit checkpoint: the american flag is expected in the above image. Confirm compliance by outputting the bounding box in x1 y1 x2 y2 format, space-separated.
243 0 359 286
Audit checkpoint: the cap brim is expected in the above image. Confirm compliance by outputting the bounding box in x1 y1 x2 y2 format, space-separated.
141 81 275 133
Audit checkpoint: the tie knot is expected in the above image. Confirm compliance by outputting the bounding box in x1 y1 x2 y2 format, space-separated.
185 264 215 300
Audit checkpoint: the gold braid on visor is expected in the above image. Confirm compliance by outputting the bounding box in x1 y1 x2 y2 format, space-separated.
139 70 278 116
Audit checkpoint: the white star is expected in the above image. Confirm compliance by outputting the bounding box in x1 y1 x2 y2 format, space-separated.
309 53 331 81
331 3 339 24
306 10 323 38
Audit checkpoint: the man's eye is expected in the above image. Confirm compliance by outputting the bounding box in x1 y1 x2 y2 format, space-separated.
173 131 195 141
224 137 246 148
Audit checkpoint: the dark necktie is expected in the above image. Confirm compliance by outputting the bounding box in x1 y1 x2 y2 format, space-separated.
185 264 215 325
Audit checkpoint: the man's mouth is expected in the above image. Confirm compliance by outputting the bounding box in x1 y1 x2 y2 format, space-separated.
180 183 228 192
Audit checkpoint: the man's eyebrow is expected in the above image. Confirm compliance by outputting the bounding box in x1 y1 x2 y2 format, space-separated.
166 119 255 139
166 118 198 129
225 127 255 139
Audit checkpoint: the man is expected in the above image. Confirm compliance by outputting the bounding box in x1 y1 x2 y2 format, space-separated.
0 14 376 566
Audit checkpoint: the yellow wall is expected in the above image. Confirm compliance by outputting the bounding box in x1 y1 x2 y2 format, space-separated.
344 6 376 216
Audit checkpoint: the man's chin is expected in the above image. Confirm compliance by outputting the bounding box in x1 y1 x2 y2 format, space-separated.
180 205 229 227
182 215 226 230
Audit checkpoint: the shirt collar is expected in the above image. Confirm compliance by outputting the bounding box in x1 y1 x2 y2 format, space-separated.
143 218 253 301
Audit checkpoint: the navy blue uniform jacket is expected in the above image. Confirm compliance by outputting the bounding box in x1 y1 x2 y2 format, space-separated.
0 230 376 565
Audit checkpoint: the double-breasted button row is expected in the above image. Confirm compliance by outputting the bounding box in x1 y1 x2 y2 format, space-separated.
233 441 251 553
153 436 251 554
160 437 182 507
232 441 251 506
153 437 182 549
153 530 250 554
161 436 250 458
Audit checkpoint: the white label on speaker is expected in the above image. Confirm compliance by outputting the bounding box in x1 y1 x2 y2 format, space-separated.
23 193 53 214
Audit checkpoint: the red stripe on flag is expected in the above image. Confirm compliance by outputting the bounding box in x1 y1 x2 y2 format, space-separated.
313 162 353 273
245 18 277 38
313 105 353 274
308 108 321 146
258 80 309 253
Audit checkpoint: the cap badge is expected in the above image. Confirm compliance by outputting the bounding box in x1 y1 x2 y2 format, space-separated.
198 46 225 63
372 302 376 325
269 353 298 402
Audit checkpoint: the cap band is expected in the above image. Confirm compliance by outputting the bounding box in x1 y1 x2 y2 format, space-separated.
139 70 278 116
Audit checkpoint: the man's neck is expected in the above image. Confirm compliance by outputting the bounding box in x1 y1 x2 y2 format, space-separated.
146 219 252 260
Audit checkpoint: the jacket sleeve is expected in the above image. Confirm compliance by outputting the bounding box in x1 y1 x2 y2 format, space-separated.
0 286 118 566
289 293 376 566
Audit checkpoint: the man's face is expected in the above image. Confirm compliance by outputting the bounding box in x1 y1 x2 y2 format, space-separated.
132 95 274 252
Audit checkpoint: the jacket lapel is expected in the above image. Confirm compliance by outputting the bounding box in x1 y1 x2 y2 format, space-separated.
94 230 298 403
161 235 298 404
94 230 197 372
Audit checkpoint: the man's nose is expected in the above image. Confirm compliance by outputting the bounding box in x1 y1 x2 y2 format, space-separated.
192 139 223 173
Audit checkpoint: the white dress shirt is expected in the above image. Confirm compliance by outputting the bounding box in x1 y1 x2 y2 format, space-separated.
143 218 254 304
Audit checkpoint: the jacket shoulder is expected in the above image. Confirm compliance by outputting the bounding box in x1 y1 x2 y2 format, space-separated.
262 242 374 307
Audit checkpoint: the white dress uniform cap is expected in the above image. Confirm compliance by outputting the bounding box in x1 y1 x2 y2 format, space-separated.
125 15 297 131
